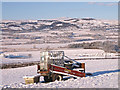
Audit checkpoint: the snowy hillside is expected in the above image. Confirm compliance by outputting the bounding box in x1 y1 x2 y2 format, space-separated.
1 59 119 88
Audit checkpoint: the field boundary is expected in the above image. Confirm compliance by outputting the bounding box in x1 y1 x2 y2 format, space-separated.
1 57 118 69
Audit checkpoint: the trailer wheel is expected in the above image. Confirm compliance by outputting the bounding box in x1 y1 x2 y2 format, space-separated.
52 74 63 81
56 74 63 81
44 76 52 82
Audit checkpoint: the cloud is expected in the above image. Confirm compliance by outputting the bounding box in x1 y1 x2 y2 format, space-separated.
88 2 118 6
106 3 118 6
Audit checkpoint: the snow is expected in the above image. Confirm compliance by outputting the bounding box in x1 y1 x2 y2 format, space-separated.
1 43 68 49
9 26 22 30
1 59 119 88
53 49 118 59
56 24 63 26
1 65 37 86
23 74 40 78
1 51 40 64
1 49 118 65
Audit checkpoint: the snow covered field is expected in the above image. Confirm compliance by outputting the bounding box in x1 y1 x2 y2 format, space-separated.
1 49 118 64
1 59 119 88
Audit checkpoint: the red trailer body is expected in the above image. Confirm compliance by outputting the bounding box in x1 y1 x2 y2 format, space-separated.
49 64 85 77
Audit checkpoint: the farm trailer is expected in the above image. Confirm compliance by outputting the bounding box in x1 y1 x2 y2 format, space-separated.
37 51 85 82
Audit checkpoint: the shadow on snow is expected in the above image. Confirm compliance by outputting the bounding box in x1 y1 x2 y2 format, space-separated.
86 69 120 77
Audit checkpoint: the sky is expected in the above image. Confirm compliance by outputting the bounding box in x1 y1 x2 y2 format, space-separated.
2 2 118 20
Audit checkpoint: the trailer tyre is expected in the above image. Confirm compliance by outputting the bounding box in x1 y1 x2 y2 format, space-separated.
56 74 63 81
52 74 63 81
44 76 52 82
